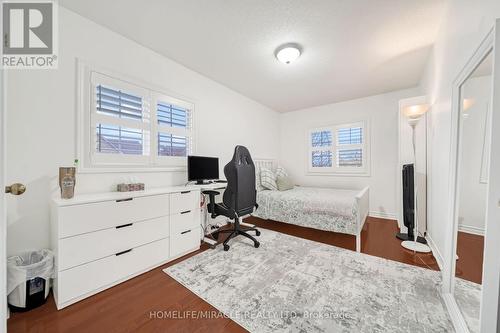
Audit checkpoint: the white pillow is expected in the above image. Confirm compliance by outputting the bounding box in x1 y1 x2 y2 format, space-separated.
260 167 277 190
275 166 288 179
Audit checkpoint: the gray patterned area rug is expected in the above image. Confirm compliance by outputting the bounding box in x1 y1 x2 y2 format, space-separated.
164 230 454 332
455 278 481 333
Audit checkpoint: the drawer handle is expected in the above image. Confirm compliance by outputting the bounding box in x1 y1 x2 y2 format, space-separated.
180 210 191 214
180 191 191 194
116 223 133 229
181 229 192 235
116 198 133 203
115 249 133 256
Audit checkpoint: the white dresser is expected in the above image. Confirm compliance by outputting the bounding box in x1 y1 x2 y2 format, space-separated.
50 186 201 310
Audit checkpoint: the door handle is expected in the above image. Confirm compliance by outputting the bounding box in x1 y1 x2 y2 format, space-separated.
5 183 26 195
181 229 192 235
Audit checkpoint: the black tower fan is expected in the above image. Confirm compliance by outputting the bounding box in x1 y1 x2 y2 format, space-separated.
396 164 426 244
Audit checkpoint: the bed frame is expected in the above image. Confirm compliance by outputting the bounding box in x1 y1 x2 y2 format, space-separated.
355 187 370 252
254 159 370 252
254 158 276 171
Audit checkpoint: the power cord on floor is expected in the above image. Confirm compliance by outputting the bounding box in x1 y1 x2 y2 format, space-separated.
201 221 224 242
415 253 435 270
413 231 435 270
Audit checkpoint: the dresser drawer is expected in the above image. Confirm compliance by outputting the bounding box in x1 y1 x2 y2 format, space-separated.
170 227 200 258
58 194 170 238
170 210 198 235
58 238 169 305
58 216 170 271
170 191 199 214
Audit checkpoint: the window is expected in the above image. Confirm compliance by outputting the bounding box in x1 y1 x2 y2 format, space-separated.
311 130 333 168
337 126 363 167
94 85 150 161
155 99 192 160
96 124 145 155
79 65 194 171
308 122 369 175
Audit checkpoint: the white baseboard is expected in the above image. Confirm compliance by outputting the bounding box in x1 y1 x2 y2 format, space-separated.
442 292 470 333
426 233 444 271
368 211 397 220
458 224 484 236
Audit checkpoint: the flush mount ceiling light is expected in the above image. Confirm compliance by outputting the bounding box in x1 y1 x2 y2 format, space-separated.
275 44 301 64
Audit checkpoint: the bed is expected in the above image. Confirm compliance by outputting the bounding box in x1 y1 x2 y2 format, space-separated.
252 160 370 252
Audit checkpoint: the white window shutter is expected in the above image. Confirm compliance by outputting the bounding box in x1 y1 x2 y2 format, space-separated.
308 121 369 175
84 68 194 169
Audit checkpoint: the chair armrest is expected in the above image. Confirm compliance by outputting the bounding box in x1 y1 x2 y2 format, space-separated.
202 190 220 218
202 190 220 196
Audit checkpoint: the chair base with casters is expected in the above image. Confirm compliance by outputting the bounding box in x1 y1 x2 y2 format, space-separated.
203 190 261 251
213 217 261 251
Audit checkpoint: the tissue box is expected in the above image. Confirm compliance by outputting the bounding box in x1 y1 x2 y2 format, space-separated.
117 183 145 192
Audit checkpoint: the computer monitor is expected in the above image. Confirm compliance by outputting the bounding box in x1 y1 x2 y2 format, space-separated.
187 156 219 184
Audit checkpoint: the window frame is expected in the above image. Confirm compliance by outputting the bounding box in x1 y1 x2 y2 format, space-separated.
307 121 370 176
77 60 195 173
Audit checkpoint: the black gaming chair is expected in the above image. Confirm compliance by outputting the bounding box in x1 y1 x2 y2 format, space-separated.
203 146 261 251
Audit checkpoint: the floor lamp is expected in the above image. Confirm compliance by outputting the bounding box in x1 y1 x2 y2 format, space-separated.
401 104 432 253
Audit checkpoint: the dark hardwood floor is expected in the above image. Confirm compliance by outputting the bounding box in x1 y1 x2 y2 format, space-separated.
8 216 439 333
455 231 484 284
248 216 440 271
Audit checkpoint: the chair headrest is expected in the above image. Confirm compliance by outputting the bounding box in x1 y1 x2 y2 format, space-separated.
233 145 253 166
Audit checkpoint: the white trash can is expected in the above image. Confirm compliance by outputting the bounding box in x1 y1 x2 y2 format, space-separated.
7 249 54 312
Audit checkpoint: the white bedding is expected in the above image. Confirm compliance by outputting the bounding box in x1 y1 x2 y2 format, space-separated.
252 186 360 235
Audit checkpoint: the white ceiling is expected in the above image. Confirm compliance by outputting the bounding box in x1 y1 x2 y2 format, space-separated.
60 0 446 112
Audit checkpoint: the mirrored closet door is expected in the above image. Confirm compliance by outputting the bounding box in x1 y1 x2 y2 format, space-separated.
453 51 493 333
447 18 500 333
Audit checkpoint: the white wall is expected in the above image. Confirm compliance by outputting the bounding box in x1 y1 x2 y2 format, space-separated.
279 88 420 219
5 7 280 256
458 75 492 234
419 1 500 331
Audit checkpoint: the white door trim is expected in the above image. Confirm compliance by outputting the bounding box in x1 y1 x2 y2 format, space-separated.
480 19 500 333
1 0 7 327
442 293 470 333
1 48 7 333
